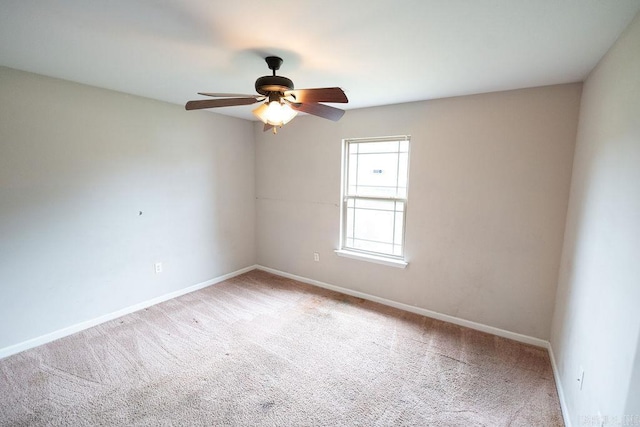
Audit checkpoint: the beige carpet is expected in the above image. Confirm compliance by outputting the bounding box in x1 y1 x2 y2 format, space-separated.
0 270 563 426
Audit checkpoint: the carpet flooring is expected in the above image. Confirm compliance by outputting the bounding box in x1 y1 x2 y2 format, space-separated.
0 270 563 426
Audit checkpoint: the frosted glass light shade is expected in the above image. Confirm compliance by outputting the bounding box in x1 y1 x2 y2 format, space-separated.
253 101 298 126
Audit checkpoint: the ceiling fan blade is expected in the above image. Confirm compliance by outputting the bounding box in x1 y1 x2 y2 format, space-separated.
198 92 261 98
285 87 348 104
290 102 345 121
185 97 260 110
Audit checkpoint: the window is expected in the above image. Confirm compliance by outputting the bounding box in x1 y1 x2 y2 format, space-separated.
337 136 410 267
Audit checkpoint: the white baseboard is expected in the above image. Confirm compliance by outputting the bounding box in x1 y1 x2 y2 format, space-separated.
255 265 548 348
0 265 257 360
548 343 572 427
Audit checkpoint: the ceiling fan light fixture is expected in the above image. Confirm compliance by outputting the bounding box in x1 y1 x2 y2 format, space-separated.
266 100 298 126
252 97 297 127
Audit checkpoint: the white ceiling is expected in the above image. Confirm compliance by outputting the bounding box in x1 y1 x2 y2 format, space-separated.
1 0 639 120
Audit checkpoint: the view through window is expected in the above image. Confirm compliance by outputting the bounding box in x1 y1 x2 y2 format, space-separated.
341 136 410 259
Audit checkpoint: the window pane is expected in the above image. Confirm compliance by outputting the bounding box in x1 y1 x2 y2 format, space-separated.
398 153 409 189
353 208 394 243
346 139 410 199
352 239 394 254
355 198 396 211
346 206 355 238
348 154 358 186
394 211 404 245
400 140 409 153
356 153 398 186
357 140 399 154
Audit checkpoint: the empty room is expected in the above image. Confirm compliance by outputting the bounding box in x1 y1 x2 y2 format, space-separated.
1 1 639 426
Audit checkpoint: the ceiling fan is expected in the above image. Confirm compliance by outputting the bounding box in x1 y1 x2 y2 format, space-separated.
185 56 348 134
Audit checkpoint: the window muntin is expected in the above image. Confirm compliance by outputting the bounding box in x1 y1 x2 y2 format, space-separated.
341 136 410 259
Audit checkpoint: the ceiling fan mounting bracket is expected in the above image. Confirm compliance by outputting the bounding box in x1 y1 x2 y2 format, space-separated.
265 56 283 73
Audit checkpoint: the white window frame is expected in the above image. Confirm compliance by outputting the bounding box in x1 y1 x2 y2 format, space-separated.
336 135 410 268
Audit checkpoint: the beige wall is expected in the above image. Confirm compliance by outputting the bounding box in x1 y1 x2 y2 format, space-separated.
0 67 256 349
551 12 640 424
255 84 581 339
0 65 584 354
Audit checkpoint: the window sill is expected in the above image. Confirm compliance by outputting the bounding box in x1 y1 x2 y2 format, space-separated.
334 250 408 269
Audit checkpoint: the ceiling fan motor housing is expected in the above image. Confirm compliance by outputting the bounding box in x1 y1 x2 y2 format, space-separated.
255 75 294 95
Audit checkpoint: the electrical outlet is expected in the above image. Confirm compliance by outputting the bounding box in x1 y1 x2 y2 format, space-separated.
313 252 320 262
154 262 163 274
578 366 584 390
